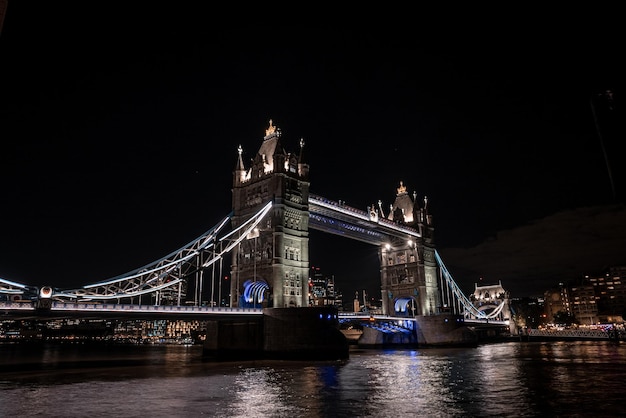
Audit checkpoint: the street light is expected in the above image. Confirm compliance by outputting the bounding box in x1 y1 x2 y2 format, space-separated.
253 228 258 283
247 227 260 308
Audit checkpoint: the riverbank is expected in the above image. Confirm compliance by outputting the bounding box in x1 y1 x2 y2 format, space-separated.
520 327 624 342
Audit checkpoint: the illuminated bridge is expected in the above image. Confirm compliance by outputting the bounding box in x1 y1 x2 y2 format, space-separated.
0 121 510 348
0 198 505 323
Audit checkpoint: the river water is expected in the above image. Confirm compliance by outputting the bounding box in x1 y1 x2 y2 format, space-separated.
1 341 625 417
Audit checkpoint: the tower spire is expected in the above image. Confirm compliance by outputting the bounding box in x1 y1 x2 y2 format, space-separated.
234 144 249 185
298 137 309 177
236 144 245 171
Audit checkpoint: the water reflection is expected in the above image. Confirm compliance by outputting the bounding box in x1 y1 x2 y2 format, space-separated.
1 342 625 417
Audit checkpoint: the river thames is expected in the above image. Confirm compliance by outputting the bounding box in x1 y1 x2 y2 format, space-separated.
1 340 625 417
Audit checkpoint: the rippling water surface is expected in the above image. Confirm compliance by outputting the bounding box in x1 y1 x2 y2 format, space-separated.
1 341 625 417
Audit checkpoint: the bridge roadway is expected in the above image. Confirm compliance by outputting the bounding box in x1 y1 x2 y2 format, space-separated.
0 301 263 321
0 301 508 328
0 301 407 322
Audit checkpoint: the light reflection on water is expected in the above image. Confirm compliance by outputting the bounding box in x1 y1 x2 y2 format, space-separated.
1 341 625 417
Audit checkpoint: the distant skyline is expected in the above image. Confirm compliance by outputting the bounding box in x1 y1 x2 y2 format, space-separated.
1 5 624 301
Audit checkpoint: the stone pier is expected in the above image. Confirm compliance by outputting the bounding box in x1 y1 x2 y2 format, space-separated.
202 306 349 361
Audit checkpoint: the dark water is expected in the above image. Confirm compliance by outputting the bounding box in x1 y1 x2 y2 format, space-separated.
1 341 625 417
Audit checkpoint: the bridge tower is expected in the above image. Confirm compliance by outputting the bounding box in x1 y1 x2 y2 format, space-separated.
469 280 511 322
230 120 310 308
378 182 440 317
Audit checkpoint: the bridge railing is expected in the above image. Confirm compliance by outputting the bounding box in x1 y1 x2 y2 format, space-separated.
50 302 264 315
0 300 264 315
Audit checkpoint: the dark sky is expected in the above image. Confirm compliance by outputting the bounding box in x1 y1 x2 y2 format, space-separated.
1 4 624 301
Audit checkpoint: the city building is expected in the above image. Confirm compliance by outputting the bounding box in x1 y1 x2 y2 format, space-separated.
542 265 625 325
509 296 546 329
1 318 207 344
308 266 343 310
587 266 625 323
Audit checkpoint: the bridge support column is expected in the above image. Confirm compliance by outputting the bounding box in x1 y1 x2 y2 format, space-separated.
263 307 349 360
202 306 349 360
357 326 418 348
414 314 478 347
202 318 264 360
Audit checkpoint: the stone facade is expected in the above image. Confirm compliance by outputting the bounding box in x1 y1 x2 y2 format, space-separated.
378 182 439 316
230 120 310 308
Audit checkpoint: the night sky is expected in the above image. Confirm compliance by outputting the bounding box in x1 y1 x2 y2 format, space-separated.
1 5 624 301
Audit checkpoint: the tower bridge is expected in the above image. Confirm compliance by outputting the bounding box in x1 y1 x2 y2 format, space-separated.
1 120 511 352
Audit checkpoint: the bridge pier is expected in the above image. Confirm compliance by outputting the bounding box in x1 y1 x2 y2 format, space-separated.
202 306 349 361
347 313 478 349
202 318 264 360
357 326 418 348
414 314 478 347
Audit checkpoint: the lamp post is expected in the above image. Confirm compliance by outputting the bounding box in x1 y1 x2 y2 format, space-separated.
254 229 258 284
248 227 260 308
218 241 224 307
253 232 257 308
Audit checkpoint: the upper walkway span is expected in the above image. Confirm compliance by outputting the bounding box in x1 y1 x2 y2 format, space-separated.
308 194 421 245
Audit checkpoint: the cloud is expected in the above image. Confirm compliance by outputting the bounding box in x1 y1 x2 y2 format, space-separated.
438 204 626 297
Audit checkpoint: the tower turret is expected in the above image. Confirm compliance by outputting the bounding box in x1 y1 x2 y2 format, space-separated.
298 137 309 178
233 144 248 187
387 181 416 225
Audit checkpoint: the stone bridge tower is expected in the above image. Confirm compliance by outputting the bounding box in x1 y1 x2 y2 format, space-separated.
230 120 310 308
378 182 440 316
470 280 511 322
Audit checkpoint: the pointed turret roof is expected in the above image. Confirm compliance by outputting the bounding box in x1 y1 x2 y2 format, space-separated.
297 137 309 177
235 144 246 171
255 119 284 173
298 137 306 163
388 181 416 224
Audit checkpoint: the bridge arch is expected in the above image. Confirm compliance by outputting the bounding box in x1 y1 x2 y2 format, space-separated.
393 296 419 317
241 279 270 308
